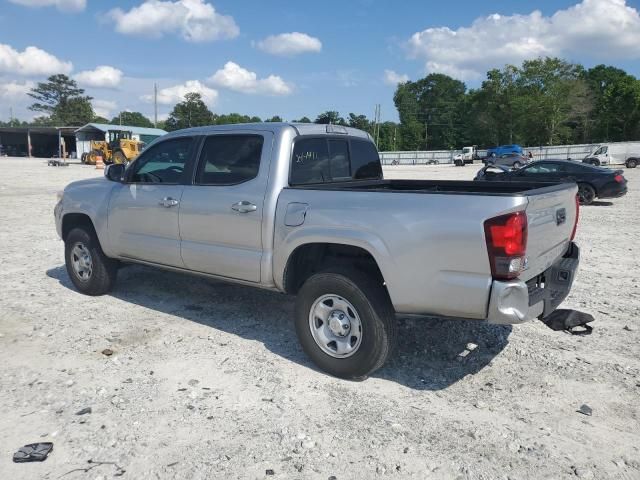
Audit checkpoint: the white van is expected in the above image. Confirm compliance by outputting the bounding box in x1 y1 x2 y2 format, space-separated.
583 142 640 168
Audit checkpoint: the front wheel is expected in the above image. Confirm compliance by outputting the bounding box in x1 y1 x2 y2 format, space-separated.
513 161 521 169
65 227 118 295
577 183 596 205
294 268 396 379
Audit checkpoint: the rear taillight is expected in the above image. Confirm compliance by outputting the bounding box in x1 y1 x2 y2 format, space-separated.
571 194 580 241
614 174 624 183
484 211 528 280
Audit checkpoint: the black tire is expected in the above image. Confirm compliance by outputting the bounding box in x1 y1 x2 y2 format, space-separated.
591 159 600 166
65 227 118 295
80 153 87 164
112 150 127 165
294 267 396 379
626 158 638 169
513 161 521 168
577 183 596 205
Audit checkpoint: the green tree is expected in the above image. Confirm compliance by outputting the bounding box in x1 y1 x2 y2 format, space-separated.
28 74 94 125
264 115 283 122
347 113 371 132
293 116 311 123
110 111 154 128
214 113 260 124
315 111 346 125
165 92 214 131
585 65 640 141
394 73 467 150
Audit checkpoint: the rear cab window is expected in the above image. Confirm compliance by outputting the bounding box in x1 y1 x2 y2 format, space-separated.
290 137 382 185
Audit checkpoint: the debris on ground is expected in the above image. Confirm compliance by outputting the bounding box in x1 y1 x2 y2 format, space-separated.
13 443 53 463
577 404 593 416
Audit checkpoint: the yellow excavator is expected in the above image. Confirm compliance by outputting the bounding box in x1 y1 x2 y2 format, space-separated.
81 130 145 165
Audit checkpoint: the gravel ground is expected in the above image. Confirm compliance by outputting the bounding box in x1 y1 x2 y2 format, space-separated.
0 158 638 480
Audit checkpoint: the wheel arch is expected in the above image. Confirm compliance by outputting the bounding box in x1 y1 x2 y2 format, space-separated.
61 213 97 242
282 242 387 296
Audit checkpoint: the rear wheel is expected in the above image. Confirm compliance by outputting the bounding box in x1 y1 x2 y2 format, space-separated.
295 267 396 379
65 227 118 295
626 158 638 169
577 183 596 205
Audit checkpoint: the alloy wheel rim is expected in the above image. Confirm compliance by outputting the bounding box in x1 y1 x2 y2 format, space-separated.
309 294 362 358
71 242 93 281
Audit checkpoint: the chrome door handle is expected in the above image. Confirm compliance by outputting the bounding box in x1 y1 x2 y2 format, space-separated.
231 201 257 213
159 197 179 208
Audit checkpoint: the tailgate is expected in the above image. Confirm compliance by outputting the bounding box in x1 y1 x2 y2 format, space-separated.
522 184 578 282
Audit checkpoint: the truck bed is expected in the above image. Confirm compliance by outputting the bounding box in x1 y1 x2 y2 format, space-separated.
288 179 572 196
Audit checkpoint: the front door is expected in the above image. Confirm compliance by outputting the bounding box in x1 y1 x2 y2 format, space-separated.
179 132 272 282
108 136 196 267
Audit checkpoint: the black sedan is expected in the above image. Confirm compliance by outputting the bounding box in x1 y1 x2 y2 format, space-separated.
474 160 628 205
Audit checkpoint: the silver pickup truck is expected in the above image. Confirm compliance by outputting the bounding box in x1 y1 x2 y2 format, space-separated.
55 123 581 378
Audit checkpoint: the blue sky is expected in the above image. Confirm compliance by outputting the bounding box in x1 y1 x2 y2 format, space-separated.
1 0 640 124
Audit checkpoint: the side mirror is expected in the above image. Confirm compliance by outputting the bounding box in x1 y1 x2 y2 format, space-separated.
104 163 125 182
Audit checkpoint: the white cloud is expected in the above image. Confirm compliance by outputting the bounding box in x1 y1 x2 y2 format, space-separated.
74 65 123 88
8 0 85 12
256 32 322 56
208 61 293 96
141 80 218 105
0 80 35 98
92 99 117 118
108 0 239 43
406 0 640 80
0 44 72 76
383 69 409 86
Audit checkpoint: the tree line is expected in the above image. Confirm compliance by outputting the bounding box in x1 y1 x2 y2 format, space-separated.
3 57 639 151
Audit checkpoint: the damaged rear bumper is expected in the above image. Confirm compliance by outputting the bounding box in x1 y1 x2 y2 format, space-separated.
487 242 579 325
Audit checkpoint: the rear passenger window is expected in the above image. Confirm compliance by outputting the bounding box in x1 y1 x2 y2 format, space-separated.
350 140 382 179
195 135 263 185
328 140 350 180
290 137 381 185
291 138 330 184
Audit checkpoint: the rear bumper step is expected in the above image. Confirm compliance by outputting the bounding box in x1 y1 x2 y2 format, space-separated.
540 309 595 335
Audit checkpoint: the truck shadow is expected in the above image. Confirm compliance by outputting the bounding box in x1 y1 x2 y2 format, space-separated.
46 264 511 390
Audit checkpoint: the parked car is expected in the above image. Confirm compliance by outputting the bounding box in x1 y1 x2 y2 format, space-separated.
582 142 640 168
474 160 628 205
484 153 529 168
56 123 582 379
486 144 523 158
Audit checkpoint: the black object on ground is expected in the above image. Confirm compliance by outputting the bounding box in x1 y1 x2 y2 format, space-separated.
13 443 53 463
577 404 593 416
75 407 92 415
541 309 594 335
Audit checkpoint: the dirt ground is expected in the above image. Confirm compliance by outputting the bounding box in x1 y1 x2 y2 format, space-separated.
0 157 638 480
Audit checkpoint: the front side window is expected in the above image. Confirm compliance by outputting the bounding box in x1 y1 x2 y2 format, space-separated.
129 137 192 184
195 135 264 185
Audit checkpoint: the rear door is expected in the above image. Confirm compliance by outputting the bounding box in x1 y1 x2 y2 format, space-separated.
108 136 196 266
178 132 273 282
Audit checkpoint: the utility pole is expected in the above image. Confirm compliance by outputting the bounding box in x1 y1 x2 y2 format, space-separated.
9 107 14 127
154 83 158 128
425 121 428 150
